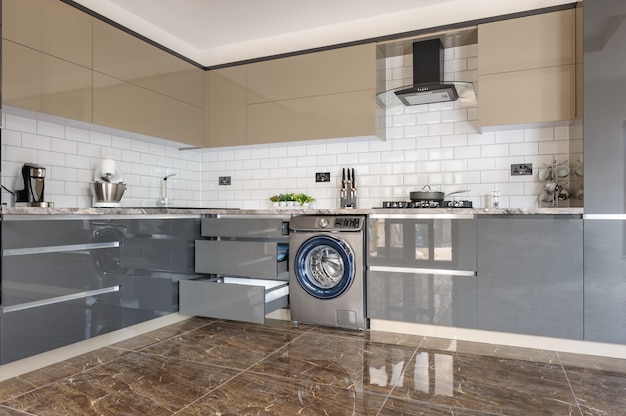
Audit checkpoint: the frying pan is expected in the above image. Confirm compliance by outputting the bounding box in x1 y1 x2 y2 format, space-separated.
410 185 468 201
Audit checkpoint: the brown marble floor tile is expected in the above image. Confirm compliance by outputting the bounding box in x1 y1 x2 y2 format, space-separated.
377 397 455 415
565 366 626 415
389 349 579 416
2 352 238 416
558 352 626 373
367 330 425 348
140 321 298 369
0 346 130 402
249 331 419 396
0 405 30 415
420 336 560 365
110 316 215 351
176 371 387 416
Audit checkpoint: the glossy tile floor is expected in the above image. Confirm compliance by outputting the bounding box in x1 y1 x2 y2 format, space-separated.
1 318 625 415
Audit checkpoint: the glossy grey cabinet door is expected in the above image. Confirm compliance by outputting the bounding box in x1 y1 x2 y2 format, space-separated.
1 218 125 364
584 219 626 344
583 1 626 214
367 216 476 272
476 216 583 339
367 270 477 328
1 291 122 364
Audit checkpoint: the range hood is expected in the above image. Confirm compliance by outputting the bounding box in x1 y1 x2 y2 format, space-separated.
377 38 476 108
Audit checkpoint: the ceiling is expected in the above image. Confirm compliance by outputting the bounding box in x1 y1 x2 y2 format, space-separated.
71 0 577 67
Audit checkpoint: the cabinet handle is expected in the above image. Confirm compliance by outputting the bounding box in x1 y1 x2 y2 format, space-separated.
2 285 120 313
368 265 476 277
3 241 120 256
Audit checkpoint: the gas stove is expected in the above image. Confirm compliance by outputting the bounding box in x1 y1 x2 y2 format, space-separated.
379 200 473 209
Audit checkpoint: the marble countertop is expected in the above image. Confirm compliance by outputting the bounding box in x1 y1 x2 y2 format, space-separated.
1 206 584 216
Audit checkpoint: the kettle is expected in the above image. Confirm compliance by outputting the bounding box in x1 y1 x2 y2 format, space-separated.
15 163 47 206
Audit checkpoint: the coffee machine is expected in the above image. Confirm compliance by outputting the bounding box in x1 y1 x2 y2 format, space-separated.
15 163 50 207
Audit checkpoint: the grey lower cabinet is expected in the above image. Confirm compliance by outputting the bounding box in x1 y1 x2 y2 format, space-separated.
122 217 202 326
1 217 124 364
367 214 477 328
180 216 290 324
583 218 626 344
367 270 477 328
476 215 584 340
0 215 202 364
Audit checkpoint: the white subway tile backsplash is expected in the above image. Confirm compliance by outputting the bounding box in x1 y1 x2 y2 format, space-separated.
22 133 51 150
37 121 65 138
481 144 509 158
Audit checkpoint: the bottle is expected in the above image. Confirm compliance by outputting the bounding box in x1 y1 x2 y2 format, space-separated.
491 187 500 208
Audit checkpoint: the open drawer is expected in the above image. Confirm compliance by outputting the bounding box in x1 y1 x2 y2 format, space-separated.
179 277 289 324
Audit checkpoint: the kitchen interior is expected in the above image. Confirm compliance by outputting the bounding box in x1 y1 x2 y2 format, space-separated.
0 0 625 415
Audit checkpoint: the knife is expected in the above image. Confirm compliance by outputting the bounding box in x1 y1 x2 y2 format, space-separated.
352 168 356 189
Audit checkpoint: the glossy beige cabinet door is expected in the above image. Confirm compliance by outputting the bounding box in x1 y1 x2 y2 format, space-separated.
479 66 575 126
246 43 378 143
247 44 375 104
247 90 376 144
478 10 577 127
2 0 92 68
93 73 203 146
93 20 203 108
478 10 575 75
206 66 247 148
3 40 92 121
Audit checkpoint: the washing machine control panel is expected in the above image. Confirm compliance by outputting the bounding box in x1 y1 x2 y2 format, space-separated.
334 217 362 229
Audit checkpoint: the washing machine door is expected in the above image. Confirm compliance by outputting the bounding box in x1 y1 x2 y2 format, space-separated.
294 235 355 299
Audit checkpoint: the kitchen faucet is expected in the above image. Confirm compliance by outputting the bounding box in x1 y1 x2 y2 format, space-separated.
160 173 177 206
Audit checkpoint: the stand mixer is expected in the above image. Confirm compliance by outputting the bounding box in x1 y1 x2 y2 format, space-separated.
91 159 126 207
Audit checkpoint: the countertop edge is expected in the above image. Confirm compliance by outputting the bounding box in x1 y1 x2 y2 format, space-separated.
1 207 584 216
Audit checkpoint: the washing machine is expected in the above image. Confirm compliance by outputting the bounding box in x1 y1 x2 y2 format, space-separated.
289 215 367 330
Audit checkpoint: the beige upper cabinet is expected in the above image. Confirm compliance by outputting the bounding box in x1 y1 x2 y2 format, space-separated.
93 73 204 147
206 66 247 148
2 0 92 68
3 40 93 122
93 20 204 108
478 10 577 127
247 44 375 104
246 43 379 143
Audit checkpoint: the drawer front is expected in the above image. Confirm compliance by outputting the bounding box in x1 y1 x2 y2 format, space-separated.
195 240 287 279
367 217 476 272
201 217 287 238
1 291 123 364
179 278 288 324
367 270 477 329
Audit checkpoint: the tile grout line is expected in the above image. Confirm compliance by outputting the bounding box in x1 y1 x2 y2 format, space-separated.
171 324 319 415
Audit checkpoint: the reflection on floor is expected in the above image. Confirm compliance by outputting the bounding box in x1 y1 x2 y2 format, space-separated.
0 317 625 415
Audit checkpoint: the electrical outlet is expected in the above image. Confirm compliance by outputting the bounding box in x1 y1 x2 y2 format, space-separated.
218 176 231 185
315 172 331 182
511 163 533 176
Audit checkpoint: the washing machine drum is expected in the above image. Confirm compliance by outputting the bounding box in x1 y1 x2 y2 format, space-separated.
294 235 355 299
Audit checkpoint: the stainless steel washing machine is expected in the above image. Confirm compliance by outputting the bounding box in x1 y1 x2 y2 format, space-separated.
289 215 366 330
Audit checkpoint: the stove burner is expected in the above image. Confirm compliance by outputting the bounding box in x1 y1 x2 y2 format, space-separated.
381 200 473 209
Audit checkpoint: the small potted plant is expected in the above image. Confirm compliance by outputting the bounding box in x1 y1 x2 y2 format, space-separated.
269 195 281 207
295 193 315 207
283 193 296 207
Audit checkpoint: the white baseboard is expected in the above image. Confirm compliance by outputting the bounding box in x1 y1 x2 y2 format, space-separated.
370 319 626 359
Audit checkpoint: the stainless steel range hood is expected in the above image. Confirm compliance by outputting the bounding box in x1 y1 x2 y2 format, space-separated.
377 37 476 108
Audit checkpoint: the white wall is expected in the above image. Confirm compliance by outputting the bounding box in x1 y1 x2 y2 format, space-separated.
1 43 580 209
